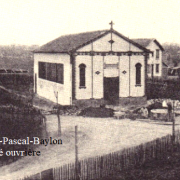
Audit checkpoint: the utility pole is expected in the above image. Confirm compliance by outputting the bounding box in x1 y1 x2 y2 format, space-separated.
172 100 175 153
54 90 61 136
57 106 61 136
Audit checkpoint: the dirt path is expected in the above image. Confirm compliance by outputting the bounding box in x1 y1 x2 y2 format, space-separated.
0 115 180 180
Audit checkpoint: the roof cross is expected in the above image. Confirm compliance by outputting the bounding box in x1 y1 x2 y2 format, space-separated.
109 21 114 30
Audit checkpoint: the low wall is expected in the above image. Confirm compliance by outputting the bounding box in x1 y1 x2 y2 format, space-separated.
73 96 147 107
119 96 147 106
72 98 106 108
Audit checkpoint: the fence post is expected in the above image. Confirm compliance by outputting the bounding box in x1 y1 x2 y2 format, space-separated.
143 144 146 164
100 156 103 178
57 106 61 137
75 125 80 180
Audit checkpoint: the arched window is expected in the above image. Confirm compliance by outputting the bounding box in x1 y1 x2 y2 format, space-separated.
135 63 142 85
79 64 86 87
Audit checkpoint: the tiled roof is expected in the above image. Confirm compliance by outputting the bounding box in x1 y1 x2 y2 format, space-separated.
132 39 153 48
132 38 164 51
34 30 108 53
34 29 150 53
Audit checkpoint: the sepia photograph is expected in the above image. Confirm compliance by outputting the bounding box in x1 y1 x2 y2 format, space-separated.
0 0 180 179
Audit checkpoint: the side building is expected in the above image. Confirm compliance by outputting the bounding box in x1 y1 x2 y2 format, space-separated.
132 39 164 78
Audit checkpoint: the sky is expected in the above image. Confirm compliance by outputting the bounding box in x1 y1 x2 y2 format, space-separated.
0 0 180 46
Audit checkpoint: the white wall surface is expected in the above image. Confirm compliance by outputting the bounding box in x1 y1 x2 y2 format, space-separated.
93 56 104 99
130 55 145 97
119 56 130 97
77 32 143 52
119 55 145 97
147 41 162 77
75 55 92 99
75 54 145 99
104 56 119 77
76 31 146 99
112 33 143 52
34 53 72 105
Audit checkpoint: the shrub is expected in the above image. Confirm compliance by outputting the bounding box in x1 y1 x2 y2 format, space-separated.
78 107 114 117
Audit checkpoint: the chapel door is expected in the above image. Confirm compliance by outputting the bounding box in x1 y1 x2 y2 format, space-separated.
104 77 119 104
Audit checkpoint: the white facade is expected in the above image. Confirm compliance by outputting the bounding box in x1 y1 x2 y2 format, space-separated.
146 41 163 77
34 53 72 105
34 30 148 105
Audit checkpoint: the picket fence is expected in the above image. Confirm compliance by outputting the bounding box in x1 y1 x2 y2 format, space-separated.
19 130 180 180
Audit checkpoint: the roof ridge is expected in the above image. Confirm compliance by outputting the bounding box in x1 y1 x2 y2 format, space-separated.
112 30 150 52
44 29 109 45
132 38 155 40
35 29 109 53
59 29 109 37
34 29 151 53
132 38 164 51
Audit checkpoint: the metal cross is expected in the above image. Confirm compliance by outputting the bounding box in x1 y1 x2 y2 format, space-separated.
109 21 114 30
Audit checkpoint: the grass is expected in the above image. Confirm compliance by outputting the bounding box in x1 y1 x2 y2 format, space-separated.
0 108 43 164
0 86 43 166
3 83 33 97
101 152 180 180
78 107 114 117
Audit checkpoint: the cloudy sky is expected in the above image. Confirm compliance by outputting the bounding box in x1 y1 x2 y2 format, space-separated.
0 0 180 45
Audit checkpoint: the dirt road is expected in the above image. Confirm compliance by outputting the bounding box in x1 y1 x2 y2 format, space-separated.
0 115 180 180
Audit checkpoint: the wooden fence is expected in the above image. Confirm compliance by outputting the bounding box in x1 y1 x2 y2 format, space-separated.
0 74 33 85
20 130 180 180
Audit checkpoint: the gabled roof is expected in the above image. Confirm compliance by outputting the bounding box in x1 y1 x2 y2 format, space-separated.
132 38 164 51
34 30 108 53
132 39 153 47
34 29 150 53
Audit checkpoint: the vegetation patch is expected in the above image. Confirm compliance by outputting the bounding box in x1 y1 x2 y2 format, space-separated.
0 88 44 166
78 107 114 117
0 105 44 166
53 105 82 116
101 152 180 180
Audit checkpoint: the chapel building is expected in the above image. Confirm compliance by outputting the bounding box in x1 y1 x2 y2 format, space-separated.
34 24 151 106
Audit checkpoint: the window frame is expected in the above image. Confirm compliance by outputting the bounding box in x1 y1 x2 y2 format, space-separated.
56 63 64 84
79 63 86 88
38 62 46 79
147 64 151 74
156 49 160 59
38 61 64 84
156 64 159 73
135 63 142 86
